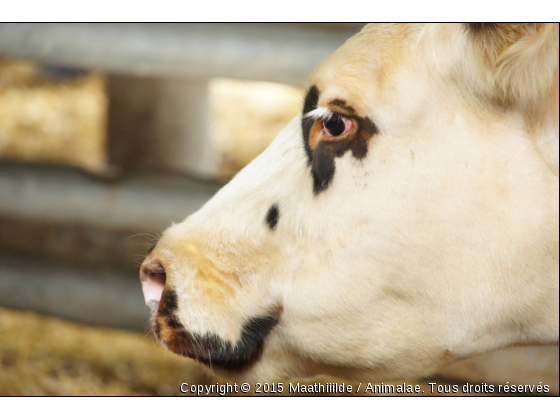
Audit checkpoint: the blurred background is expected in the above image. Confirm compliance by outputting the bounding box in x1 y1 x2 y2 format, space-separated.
0 23 557 396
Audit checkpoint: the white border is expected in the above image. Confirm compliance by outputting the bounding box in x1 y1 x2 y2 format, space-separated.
2 0 559 23
2 396 559 418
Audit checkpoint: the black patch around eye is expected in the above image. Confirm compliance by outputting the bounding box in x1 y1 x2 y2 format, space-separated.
265 204 279 230
309 115 378 195
302 85 319 164
312 143 337 194
301 87 378 196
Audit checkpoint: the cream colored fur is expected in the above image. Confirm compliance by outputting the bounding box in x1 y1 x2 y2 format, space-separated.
151 23 559 383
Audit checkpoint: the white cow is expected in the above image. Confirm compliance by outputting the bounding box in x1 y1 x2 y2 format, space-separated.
141 23 559 383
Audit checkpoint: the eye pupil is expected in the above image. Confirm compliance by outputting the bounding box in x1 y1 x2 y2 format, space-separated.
324 115 346 136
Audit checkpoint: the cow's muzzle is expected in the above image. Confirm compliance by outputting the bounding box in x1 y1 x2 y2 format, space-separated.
140 254 280 373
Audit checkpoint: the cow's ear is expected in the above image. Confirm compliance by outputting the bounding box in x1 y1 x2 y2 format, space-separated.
467 23 559 174
467 23 559 104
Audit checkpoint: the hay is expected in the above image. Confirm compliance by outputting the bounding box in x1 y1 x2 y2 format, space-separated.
0 307 214 396
0 59 107 173
0 60 302 179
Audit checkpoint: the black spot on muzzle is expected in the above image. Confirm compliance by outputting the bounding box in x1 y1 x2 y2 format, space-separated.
155 287 280 372
172 316 279 372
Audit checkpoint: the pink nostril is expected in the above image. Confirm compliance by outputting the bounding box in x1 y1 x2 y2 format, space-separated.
141 261 166 315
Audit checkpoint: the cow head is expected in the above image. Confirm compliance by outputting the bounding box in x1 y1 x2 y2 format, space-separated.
141 23 559 382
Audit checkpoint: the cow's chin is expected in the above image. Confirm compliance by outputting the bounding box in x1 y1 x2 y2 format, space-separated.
151 293 280 374
154 315 278 372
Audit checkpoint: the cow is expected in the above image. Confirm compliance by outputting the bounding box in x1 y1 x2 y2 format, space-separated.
140 23 559 384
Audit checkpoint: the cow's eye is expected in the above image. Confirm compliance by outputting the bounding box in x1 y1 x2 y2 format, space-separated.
322 114 352 137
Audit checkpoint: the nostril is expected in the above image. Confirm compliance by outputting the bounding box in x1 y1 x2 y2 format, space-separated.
144 263 166 283
141 261 166 314
150 271 166 285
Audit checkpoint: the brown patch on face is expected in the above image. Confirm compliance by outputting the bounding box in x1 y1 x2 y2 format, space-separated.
307 99 362 152
179 242 241 304
157 229 276 315
329 99 356 115
381 286 414 304
158 317 179 344
439 349 454 365
307 114 370 157
153 287 184 347
195 259 237 302
307 117 324 150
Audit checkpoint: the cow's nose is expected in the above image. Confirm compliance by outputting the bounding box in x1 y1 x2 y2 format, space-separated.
140 258 166 316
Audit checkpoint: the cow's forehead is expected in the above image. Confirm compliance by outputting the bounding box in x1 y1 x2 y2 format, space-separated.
309 24 423 110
